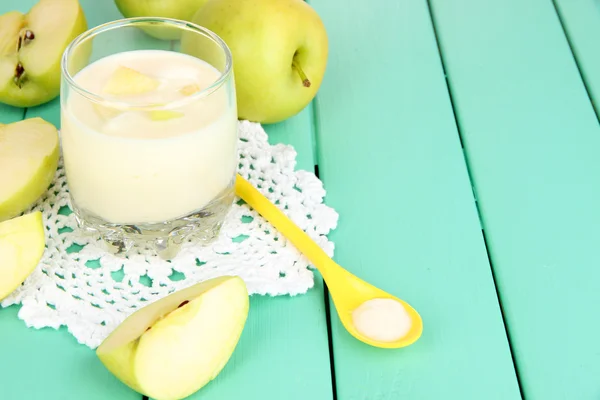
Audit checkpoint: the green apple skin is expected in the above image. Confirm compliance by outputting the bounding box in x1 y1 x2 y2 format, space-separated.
0 0 88 108
97 276 249 400
0 145 58 221
192 0 328 124
114 0 209 40
0 211 46 301
0 118 59 222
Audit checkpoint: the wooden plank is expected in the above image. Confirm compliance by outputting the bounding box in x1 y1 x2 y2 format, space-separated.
309 0 520 398
0 104 24 124
0 306 140 400
429 0 600 398
1 1 332 400
154 108 333 400
554 0 600 118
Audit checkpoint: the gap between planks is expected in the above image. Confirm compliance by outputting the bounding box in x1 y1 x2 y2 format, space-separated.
311 92 338 399
424 0 526 398
550 0 600 124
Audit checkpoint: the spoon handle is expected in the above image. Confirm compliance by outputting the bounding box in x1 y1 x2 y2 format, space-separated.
235 174 334 275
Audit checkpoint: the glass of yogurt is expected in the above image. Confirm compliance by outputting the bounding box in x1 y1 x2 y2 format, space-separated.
60 18 238 259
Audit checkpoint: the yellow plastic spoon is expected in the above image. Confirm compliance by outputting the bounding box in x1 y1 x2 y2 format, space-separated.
235 174 423 349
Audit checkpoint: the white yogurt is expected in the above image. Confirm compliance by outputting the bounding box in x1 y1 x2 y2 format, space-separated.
61 50 237 224
352 298 412 342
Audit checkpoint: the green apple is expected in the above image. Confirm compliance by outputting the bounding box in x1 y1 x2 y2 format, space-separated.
191 0 328 123
0 0 88 108
97 276 249 400
0 211 46 301
114 0 210 40
0 118 59 222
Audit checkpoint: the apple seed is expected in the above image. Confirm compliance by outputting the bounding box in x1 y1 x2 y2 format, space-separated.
17 30 36 52
15 63 24 78
178 300 189 308
14 63 25 88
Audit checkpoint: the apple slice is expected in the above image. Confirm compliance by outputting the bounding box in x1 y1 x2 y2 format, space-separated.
0 117 59 221
179 83 201 96
103 66 160 96
92 102 121 120
97 276 249 400
0 0 88 108
0 211 45 301
148 110 184 121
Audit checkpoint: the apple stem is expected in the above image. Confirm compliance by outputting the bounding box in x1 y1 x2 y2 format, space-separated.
292 60 311 88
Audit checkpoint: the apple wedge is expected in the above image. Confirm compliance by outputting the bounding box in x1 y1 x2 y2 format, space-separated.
98 66 185 122
148 110 184 121
0 0 88 108
97 276 249 400
103 66 160 96
0 117 59 222
0 211 45 301
93 66 161 120
180 83 201 96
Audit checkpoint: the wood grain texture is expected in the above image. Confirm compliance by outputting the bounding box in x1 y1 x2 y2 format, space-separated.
554 0 600 119
309 0 520 398
429 0 600 398
0 1 332 399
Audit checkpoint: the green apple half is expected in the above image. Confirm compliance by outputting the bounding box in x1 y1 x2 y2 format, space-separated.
0 0 87 107
0 117 59 222
192 0 328 123
97 276 250 400
0 211 46 301
114 0 209 40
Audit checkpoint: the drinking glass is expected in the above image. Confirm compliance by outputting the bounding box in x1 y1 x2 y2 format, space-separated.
60 18 237 259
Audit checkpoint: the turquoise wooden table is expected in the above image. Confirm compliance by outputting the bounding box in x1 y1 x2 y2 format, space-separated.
1 0 600 399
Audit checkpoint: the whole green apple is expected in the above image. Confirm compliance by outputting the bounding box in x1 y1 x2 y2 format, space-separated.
191 0 328 124
114 0 209 39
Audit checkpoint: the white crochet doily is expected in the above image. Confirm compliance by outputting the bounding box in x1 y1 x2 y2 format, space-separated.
1 120 338 349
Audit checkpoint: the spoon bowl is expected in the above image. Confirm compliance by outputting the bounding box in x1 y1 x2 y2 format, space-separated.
235 175 423 349
322 259 423 348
